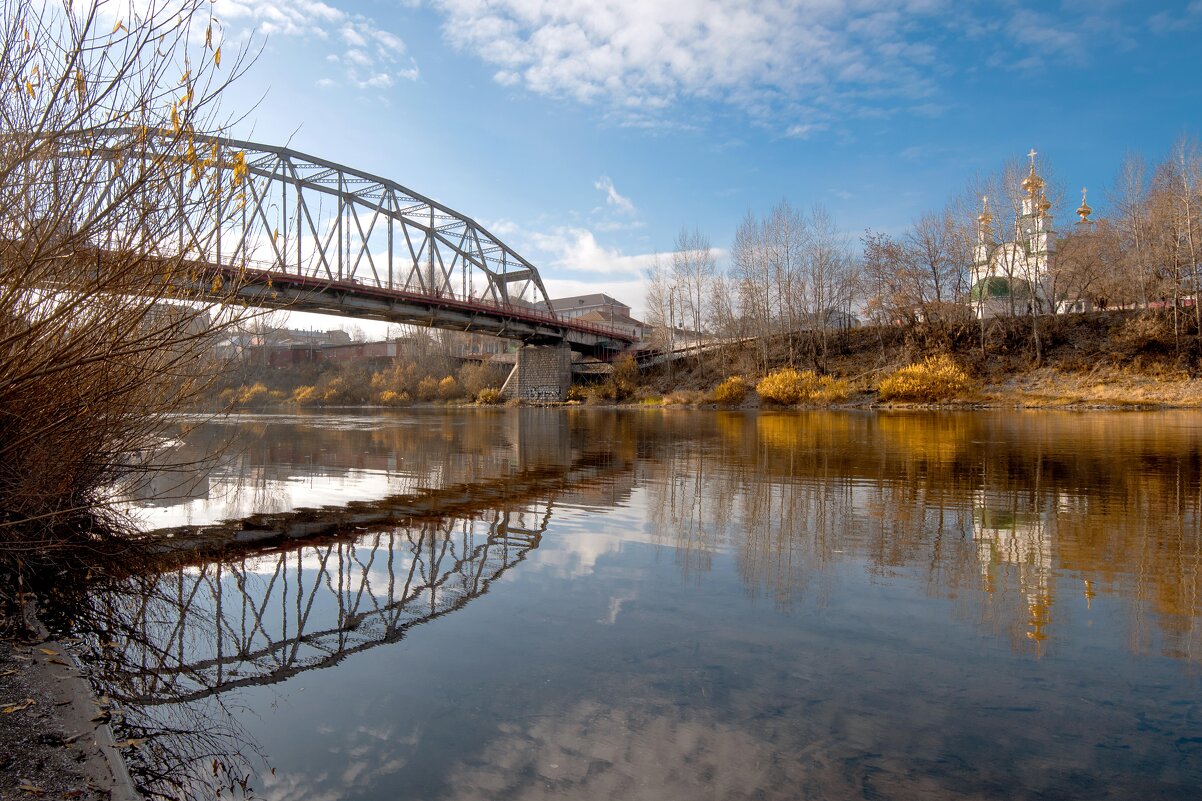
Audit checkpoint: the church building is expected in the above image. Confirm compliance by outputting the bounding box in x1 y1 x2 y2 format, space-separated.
968 150 1094 319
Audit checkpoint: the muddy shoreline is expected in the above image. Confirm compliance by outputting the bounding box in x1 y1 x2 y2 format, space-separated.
1 618 137 801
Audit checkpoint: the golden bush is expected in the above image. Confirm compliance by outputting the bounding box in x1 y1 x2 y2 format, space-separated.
755 369 849 406
416 376 440 401
238 383 271 406
378 389 410 406
475 388 503 405
321 376 349 404
291 385 320 406
437 376 460 400
878 354 975 402
598 353 640 400
712 376 749 406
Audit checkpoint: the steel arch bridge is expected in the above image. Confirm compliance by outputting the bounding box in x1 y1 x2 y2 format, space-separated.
55 128 635 354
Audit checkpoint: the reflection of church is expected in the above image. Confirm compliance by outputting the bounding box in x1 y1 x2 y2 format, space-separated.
969 150 1094 319
972 490 1055 644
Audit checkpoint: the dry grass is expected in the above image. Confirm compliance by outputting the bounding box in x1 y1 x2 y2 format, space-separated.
878 354 976 402
987 366 1202 407
662 390 709 406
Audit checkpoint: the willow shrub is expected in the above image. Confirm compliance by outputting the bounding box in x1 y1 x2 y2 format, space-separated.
756 369 849 406
878 355 975 402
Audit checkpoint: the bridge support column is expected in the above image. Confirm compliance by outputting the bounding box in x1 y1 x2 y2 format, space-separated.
506 343 572 402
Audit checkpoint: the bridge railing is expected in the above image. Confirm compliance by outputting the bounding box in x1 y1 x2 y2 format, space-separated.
225 258 637 344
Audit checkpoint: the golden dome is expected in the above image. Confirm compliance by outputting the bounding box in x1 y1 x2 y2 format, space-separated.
977 195 992 226
1022 169 1045 196
1076 188 1092 221
1022 148 1045 195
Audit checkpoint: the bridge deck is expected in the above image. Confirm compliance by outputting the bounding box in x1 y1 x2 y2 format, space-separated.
216 264 636 356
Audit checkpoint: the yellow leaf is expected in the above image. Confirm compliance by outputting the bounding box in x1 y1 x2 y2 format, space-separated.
170 104 180 133
112 19 125 33
30 64 38 79
2 698 35 713
205 23 212 48
24 81 34 98
38 648 57 656
74 69 85 100
113 737 148 749
180 69 190 85
214 47 221 67
211 275 223 292
17 782 44 795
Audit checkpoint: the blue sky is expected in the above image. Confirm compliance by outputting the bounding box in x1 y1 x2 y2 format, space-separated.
212 0 1202 320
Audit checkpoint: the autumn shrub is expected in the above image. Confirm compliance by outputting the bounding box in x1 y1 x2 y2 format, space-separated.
475 388 503 405
238 383 271 406
711 376 749 406
437 376 461 400
878 354 975 402
458 362 507 397
378 389 410 406
292 385 321 406
598 353 640 400
566 384 588 402
372 361 420 397
755 369 849 405
416 376 440 401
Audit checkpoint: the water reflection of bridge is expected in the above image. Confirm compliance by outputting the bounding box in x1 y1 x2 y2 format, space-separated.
98 412 632 709
104 509 548 707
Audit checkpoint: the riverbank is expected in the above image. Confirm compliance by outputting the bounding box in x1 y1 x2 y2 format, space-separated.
0 634 136 801
209 310 1202 412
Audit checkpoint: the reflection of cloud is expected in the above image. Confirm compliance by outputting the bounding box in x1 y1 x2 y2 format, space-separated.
600 590 638 625
444 700 780 801
258 722 418 801
533 531 624 579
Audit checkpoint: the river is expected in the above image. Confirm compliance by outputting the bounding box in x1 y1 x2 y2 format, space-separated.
76 408 1202 800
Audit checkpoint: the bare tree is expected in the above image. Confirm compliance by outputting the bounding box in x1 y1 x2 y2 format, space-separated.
1109 152 1153 308
730 209 772 370
0 0 255 546
672 226 716 354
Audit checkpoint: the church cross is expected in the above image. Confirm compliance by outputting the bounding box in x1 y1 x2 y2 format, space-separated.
1028 148 1038 168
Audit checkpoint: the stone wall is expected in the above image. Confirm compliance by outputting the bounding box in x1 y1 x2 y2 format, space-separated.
507 344 571 402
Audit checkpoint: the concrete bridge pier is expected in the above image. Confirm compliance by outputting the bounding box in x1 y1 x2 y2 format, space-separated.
501 343 572 402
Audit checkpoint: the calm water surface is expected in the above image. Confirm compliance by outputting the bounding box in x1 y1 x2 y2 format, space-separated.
83 409 1202 800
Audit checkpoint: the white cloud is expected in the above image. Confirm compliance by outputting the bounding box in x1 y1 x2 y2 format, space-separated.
431 1 1134 131
518 225 660 316
784 123 823 139
528 227 657 277
594 176 637 215
433 0 944 129
212 0 419 89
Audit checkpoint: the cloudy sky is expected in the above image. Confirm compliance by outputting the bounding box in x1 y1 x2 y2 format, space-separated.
212 0 1202 318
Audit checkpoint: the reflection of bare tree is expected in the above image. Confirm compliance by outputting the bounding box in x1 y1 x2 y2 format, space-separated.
637 410 1202 659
